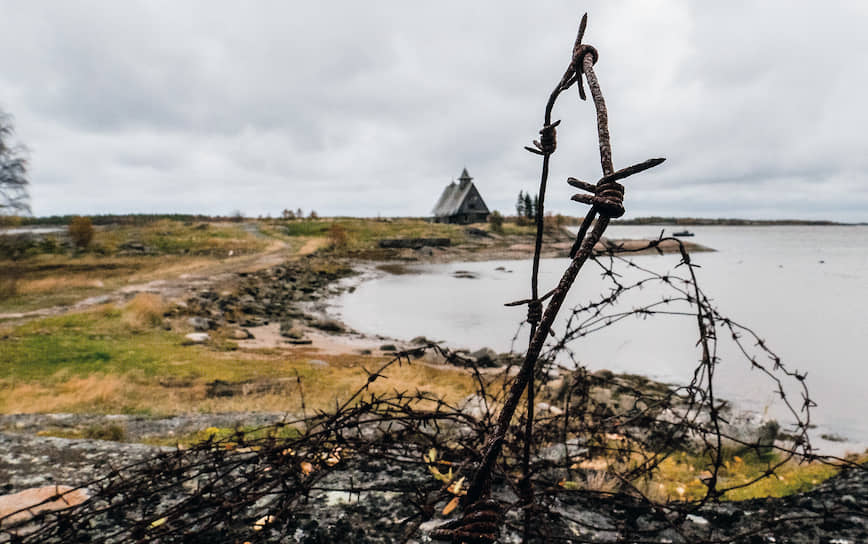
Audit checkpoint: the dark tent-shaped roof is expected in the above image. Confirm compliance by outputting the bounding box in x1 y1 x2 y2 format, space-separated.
431 169 489 218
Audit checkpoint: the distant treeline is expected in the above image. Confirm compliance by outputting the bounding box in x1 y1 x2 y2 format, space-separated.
9 214 860 227
18 214 246 226
612 216 851 226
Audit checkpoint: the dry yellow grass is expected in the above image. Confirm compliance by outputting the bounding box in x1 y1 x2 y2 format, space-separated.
121 293 167 330
0 340 478 416
17 276 106 295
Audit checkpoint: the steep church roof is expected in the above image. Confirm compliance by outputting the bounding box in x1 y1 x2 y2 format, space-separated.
431 169 489 218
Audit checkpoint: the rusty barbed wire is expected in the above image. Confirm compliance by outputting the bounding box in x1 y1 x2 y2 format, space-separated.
2 13 867 544
459 13 665 534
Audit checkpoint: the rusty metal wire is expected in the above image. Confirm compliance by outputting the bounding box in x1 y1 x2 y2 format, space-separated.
2 12 866 544
461 12 664 522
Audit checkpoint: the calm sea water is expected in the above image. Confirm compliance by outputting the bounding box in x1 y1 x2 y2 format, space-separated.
332 226 868 452
0 226 64 235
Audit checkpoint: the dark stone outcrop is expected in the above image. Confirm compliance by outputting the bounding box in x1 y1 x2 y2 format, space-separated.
377 238 451 249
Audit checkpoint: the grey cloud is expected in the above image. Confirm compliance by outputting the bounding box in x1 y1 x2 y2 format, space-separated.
0 1 865 220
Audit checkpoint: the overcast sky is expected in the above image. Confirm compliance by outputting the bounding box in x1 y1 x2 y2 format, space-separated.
1 1 866 221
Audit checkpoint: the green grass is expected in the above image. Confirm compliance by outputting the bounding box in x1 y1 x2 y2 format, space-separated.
92 220 269 256
279 218 470 252
142 424 302 447
637 447 848 501
0 299 476 415
4 312 188 381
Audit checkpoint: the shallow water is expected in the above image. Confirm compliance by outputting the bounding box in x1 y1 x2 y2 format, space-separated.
0 226 64 235
332 226 868 452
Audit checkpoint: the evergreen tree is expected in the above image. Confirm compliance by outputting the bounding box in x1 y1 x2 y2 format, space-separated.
516 191 525 217
532 195 540 219
523 193 533 219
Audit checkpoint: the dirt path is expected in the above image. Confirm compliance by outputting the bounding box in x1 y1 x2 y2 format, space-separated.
0 236 300 322
297 237 328 256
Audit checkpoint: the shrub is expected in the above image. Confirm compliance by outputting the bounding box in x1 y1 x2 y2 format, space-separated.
327 223 348 249
84 423 125 442
68 216 94 248
0 215 23 227
543 212 562 234
0 265 18 300
122 293 167 330
488 210 504 234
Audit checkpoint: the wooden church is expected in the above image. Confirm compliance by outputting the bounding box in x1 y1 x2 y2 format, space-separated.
431 168 490 224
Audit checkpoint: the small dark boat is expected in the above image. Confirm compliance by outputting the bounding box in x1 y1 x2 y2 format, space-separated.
672 230 694 237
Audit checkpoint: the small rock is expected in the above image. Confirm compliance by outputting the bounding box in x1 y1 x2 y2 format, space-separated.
380 344 397 352
459 395 490 420
183 332 209 344
452 270 479 279
279 320 305 339
311 318 345 333
536 402 564 416
227 328 253 340
546 378 565 393
187 316 212 331
308 359 329 367
241 316 267 328
0 486 90 525
686 514 709 526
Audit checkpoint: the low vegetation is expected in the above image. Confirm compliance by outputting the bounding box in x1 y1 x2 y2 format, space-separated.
0 298 476 415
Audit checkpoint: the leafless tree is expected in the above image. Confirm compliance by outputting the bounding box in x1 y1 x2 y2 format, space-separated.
0 110 30 216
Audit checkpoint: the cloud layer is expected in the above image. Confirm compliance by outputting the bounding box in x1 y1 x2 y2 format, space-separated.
1 1 865 220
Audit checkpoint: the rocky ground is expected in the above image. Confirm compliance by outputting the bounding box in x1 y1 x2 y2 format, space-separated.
0 427 865 543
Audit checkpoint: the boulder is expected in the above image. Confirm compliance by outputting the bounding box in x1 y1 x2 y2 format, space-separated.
312 318 345 333
458 395 490 420
536 402 564 416
0 486 90 525
241 316 267 328
187 316 212 331
183 332 209 344
227 328 253 340
378 238 451 249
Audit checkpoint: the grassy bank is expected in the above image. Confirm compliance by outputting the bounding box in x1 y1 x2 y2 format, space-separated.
0 295 475 415
0 217 483 313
